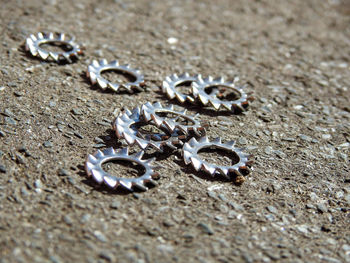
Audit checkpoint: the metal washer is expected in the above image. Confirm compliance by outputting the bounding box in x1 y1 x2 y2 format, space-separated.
25 32 83 63
182 136 253 178
162 73 202 103
87 59 145 92
141 101 205 136
85 147 158 191
191 76 254 112
113 106 185 152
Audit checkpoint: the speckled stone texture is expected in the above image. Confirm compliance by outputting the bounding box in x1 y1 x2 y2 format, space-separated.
0 0 349 262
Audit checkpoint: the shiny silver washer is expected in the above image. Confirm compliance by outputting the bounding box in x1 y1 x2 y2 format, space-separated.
25 32 83 62
85 147 158 191
191 76 254 112
141 101 205 136
87 59 145 92
113 106 185 152
183 136 252 178
162 73 202 103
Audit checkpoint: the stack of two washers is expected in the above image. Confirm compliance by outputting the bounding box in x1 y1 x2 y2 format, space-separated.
86 73 255 192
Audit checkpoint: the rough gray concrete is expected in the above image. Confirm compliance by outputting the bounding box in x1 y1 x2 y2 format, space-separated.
0 0 350 262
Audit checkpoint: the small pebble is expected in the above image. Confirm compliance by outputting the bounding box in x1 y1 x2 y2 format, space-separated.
18 146 31 157
1 69 8 75
163 219 175 227
57 123 64 132
81 214 91 223
58 168 69 177
167 37 178 44
303 172 313 177
294 105 304 110
264 146 273 155
342 244 350 252
296 225 308 234
299 134 312 142
306 203 315 209
49 101 56 107
8 82 17 87
197 222 214 235
274 150 286 159
94 231 108 242
282 137 295 142
4 109 14 117
338 153 347 161
218 194 227 202
157 244 174 254
5 117 17 125
309 192 318 201
335 191 344 199
15 154 25 164
0 164 7 173
20 187 29 196
97 121 110 127
207 191 217 199
93 49 103 57
133 193 141 199
74 132 84 139
14 91 24 97
67 176 75 185
49 256 62 263
238 137 247 145
317 203 328 213
286 87 297 94
34 179 42 189
266 206 278 214
214 215 223 221
318 80 329 87
242 253 254 263
228 202 244 211
63 215 73 225
110 201 121 209
99 251 114 262
71 108 83 115
43 141 53 148
322 134 331 140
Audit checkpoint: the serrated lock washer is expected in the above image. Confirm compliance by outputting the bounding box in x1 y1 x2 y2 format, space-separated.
85 147 158 191
141 101 205 136
162 73 202 103
191 76 254 112
183 136 253 178
113 106 185 152
87 59 145 92
25 32 84 63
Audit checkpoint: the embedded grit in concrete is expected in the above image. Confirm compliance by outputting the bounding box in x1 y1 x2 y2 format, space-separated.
0 0 350 262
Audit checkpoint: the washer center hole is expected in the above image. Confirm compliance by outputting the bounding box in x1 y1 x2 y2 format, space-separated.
40 41 73 53
204 85 241 101
101 69 136 84
156 112 195 126
132 123 173 141
175 80 193 96
198 146 240 166
102 160 145 179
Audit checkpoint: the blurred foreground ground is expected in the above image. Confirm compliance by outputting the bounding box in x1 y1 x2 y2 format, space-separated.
0 0 350 262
